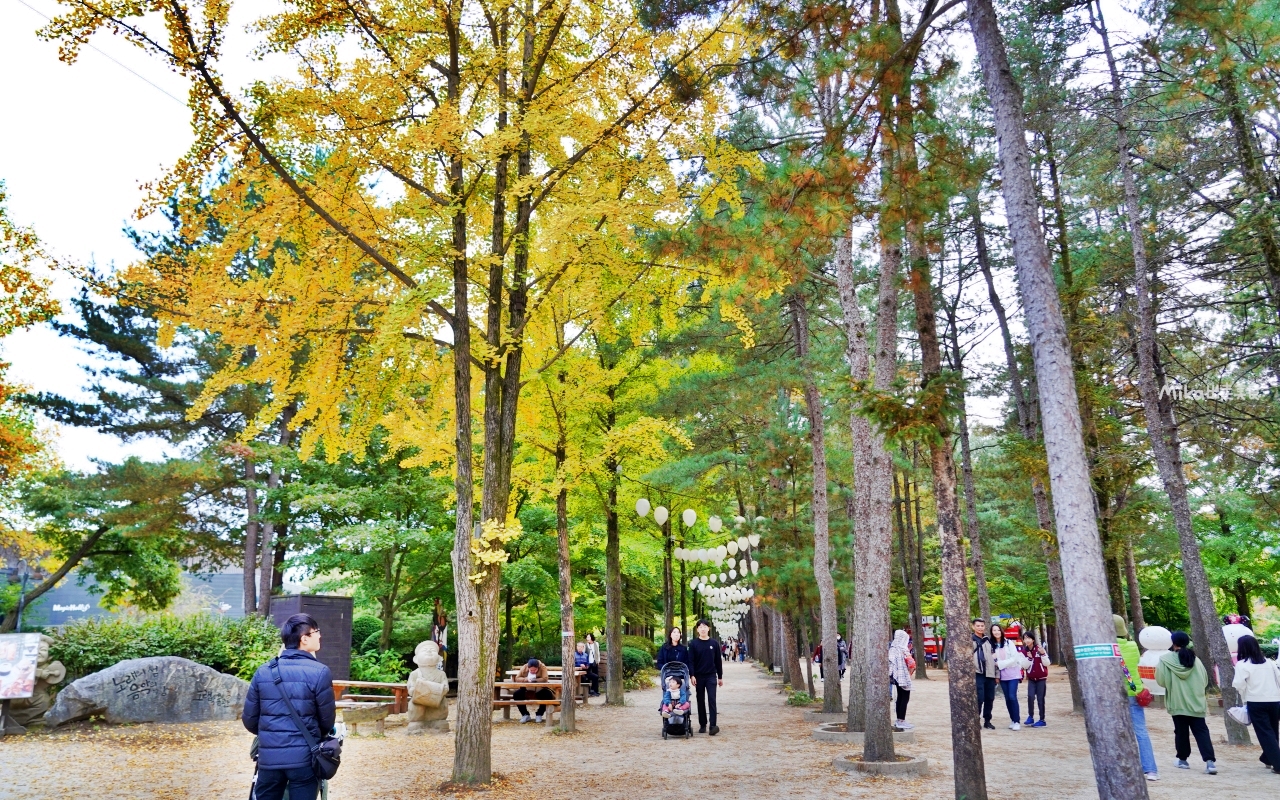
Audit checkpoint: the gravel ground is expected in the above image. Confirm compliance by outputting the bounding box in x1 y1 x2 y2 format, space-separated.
1 660 1276 798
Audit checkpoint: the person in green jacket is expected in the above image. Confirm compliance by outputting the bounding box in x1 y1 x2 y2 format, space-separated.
1155 630 1217 775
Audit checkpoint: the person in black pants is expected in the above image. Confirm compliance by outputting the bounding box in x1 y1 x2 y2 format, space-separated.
971 619 997 729
689 619 724 735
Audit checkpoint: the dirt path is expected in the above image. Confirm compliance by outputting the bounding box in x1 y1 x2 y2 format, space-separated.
1 660 1276 798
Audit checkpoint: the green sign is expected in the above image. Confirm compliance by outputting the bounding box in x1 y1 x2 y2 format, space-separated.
1074 643 1121 660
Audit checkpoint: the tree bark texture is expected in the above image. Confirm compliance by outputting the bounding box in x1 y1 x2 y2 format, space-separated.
950 330 992 625
256 406 294 617
976 202 1084 713
604 463 624 706
555 466 576 732
907 219 987 800
1094 2 1248 745
966 0 1150 794
835 230 898 758
792 294 842 713
781 609 804 692
242 456 258 616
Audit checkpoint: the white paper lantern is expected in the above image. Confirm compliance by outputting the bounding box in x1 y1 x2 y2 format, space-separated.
716 545 728 560
739 559 747 573
707 573 717 584
690 576 699 588
729 569 737 580
719 572 727 582
709 516 723 532
674 547 684 560
636 498 650 517
748 533 760 547
654 506 669 525
734 515 746 526
726 540 739 556
750 560 759 574
737 536 749 552
754 516 765 523
1138 625 1173 652
683 508 696 527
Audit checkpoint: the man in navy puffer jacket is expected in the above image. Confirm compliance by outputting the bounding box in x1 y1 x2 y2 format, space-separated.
243 614 336 800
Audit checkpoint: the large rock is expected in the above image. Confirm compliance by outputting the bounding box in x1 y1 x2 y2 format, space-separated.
44 656 249 728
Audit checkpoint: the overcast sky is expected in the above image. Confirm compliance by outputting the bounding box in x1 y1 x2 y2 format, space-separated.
1 0 1149 472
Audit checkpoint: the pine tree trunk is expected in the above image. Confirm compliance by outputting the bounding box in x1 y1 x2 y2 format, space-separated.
793 294 842 713
781 610 804 692
907 221 987 799
1094 2 1248 745
976 201 1084 712
966 0 1150 793
895 470 928 680
1123 537 1146 636
951 341 992 625
834 230 897 757
242 456 258 616
663 518 674 635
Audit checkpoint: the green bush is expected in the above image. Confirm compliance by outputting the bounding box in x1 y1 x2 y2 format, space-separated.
622 634 656 655
786 691 817 706
512 639 564 667
624 666 658 691
351 615 382 653
49 613 280 681
620 646 651 677
350 649 410 683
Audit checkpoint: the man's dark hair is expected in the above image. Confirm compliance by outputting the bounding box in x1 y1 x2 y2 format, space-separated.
695 618 712 632
281 613 319 649
971 618 985 625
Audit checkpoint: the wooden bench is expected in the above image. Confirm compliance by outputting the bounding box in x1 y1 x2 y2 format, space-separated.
339 702 391 735
493 681 571 726
332 680 408 714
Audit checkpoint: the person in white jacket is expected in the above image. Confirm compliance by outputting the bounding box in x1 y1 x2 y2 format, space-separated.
1230 634 1280 773
888 629 916 729
991 624 1032 730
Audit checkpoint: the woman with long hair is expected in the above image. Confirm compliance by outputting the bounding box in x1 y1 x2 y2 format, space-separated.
991 623 1029 730
1156 631 1216 774
1230 634 1280 772
584 633 600 697
656 626 691 671
1017 630 1051 727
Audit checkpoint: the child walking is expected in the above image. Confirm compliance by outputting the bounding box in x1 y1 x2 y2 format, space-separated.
1018 631 1051 726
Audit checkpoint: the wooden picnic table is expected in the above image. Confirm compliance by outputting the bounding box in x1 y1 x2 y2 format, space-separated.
493 679 587 726
332 680 409 714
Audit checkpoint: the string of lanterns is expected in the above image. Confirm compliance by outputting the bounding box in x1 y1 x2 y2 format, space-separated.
635 499 765 639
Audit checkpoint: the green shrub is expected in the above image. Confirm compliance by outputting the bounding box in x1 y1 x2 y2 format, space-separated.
512 639 564 667
351 615 382 653
622 634 656 655
620 646 652 676
624 667 658 691
1262 642 1279 659
49 613 280 681
350 649 410 682
786 691 817 706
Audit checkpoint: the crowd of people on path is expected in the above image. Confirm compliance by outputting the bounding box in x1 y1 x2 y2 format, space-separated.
1120 613 1280 782
970 618 1052 731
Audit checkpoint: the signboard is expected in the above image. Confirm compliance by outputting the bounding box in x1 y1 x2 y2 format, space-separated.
0 633 40 699
1074 643 1122 660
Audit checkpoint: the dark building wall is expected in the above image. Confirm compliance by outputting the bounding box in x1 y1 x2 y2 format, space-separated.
270 595 353 680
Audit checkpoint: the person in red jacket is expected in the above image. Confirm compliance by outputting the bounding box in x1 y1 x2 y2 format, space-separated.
1017 631 1051 727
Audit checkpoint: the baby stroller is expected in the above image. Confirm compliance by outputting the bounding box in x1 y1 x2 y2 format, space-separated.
659 661 694 739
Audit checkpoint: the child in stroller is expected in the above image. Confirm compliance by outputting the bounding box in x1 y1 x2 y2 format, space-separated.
659 662 693 739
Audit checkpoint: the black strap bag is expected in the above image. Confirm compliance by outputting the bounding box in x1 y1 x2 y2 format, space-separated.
269 658 342 780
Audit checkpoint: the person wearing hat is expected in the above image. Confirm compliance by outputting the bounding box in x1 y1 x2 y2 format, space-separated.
1116 614 1160 781
513 658 553 723
1156 631 1217 774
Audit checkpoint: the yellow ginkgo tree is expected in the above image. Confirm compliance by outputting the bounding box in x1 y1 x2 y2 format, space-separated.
42 0 749 782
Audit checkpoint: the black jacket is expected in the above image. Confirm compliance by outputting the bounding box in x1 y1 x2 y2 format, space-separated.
689 636 723 678
656 642 691 670
242 649 336 770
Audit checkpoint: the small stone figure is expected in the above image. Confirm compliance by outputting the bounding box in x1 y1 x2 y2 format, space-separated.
406 640 450 734
9 635 66 728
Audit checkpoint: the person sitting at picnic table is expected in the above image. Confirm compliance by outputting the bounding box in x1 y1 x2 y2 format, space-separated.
513 658 554 724
574 641 591 695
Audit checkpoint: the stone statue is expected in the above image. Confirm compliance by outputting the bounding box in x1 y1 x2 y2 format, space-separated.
10 635 66 727
406 640 449 734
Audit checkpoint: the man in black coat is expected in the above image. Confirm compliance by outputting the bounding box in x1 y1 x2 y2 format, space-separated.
243 613 336 800
688 619 724 735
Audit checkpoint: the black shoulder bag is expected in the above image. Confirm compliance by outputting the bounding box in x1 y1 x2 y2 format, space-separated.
269 658 343 779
